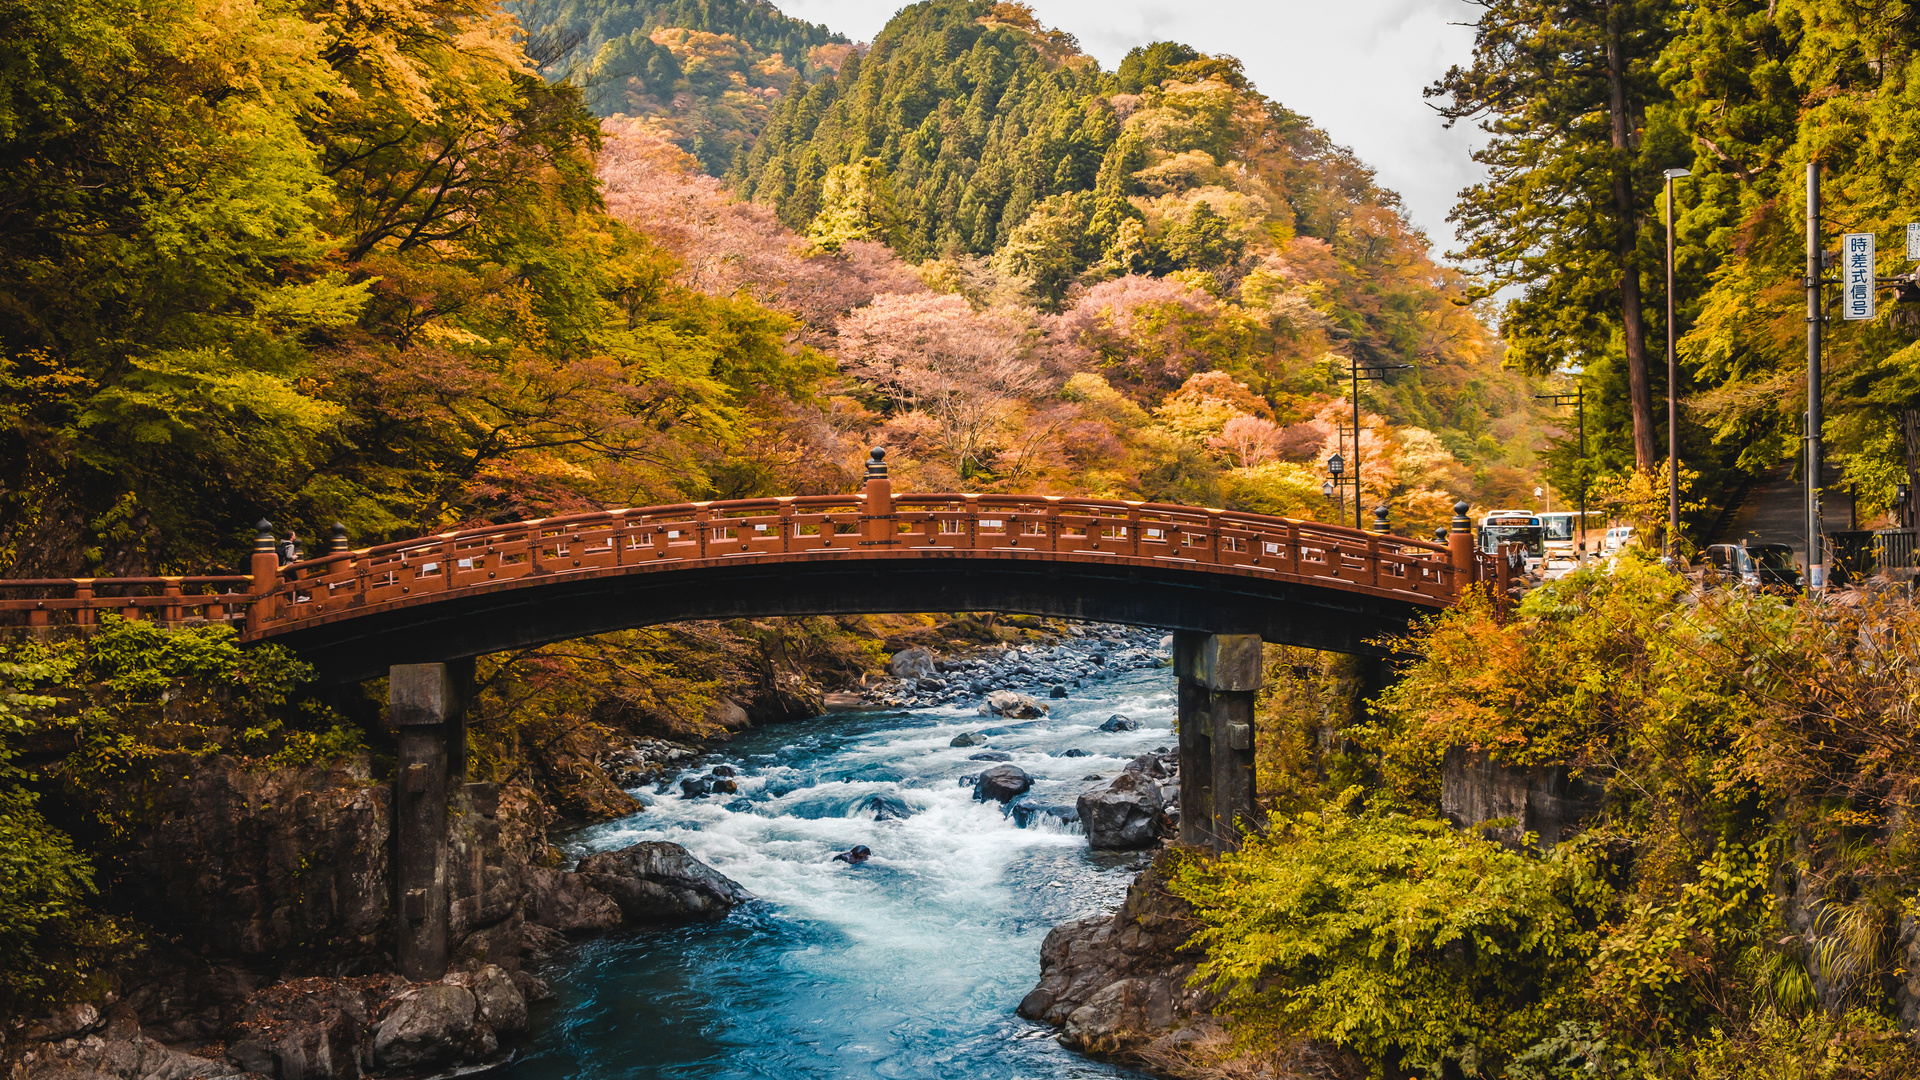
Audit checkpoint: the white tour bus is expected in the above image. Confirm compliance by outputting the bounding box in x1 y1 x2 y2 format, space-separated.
1538 510 1607 559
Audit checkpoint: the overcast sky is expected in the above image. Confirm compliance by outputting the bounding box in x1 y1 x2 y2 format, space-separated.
775 0 1489 255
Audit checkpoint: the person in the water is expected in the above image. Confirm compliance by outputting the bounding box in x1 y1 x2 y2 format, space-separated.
832 845 871 865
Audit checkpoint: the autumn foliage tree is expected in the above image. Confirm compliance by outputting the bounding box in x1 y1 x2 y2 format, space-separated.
0 0 835 576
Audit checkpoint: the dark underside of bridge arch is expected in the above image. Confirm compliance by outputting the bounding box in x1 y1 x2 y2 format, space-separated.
266 554 1440 685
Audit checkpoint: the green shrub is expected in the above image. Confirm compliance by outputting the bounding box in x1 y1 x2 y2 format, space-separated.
1170 797 1605 1077
0 657 128 1020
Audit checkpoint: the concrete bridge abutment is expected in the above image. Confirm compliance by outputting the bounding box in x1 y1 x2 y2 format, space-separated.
1174 632 1265 851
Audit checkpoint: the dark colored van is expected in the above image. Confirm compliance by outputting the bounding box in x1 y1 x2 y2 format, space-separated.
1701 543 1803 590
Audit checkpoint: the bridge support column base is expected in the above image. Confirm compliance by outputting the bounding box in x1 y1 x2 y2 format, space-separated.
1173 632 1265 852
390 661 471 981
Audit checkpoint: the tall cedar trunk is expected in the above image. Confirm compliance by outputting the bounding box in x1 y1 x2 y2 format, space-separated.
1904 407 1920 530
1607 3 1657 473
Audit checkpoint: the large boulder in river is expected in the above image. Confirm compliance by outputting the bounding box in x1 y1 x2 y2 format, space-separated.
889 646 938 680
980 690 1048 719
973 764 1033 804
1099 714 1139 732
1078 772 1165 849
524 867 623 934
950 731 990 747
575 841 753 923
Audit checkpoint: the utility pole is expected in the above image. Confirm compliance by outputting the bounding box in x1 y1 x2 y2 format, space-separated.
1341 356 1411 532
1537 386 1587 563
1807 162 1825 592
1351 359 1363 532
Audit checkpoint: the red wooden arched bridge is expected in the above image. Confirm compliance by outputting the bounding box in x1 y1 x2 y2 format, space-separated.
0 452 1493 684
0 451 1504 976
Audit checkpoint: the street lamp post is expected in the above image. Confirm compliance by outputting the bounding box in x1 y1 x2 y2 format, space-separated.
1325 455 1345 523
1664 167 1690 562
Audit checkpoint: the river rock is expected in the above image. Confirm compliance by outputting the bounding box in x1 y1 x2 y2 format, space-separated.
25 1003 248 1080
981 690 1048 718
889 646 938 680
372 983 486 1071
1049 685 1068 699
576 841 754 922
1011 801 1080 829
446 964 529 1037
709 765 736 777
524 867 624 934
973 764 1033 804
225 977 386 1079
1125 751 1176 779
680 776 713 798
915 677 946 691
366 970 524 1074
710 778 739 794
23 1002 105 1042
1059 748 1089 758
1078 772 1165 849
859 793 914 821
969 750 1014 762
1099 714 1139 732
950 731 990 747
1018 852 1219 1057
706 697 751 732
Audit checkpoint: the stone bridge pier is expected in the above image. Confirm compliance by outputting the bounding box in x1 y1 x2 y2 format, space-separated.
1173 632 1264 850
387 661 472 981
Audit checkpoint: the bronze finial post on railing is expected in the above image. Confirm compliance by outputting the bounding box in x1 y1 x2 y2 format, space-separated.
249 519 280 633
1448 500 1475 599
328 523 350 553
862 447 893 547
1371 505 1391 534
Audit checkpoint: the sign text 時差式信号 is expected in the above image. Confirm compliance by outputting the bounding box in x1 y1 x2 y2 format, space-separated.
1845 232 1876 321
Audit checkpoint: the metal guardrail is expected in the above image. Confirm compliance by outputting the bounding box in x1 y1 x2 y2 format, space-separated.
1874 528 1918 572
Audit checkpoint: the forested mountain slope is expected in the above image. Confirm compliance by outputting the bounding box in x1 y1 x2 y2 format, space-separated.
700 1 1550 520
515 0 852 172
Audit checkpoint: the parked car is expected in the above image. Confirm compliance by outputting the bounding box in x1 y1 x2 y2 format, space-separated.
1603 526 1635 553
1700 543 1804 590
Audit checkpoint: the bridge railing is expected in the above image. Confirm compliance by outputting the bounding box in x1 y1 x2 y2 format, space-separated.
0 488 1476 636
0 577 254 630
